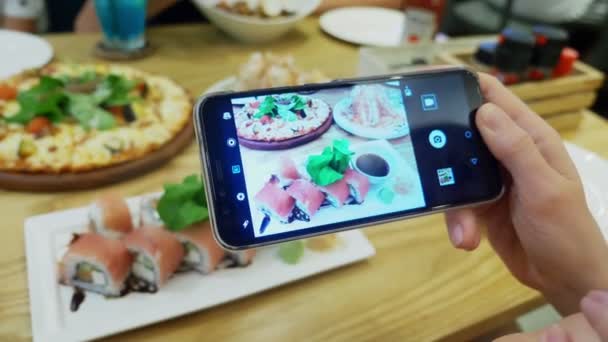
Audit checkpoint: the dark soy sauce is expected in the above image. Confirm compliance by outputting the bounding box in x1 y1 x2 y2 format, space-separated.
356 154 389 177
70 288 86 312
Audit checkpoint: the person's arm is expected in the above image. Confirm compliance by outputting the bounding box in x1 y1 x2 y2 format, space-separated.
74 0 181 33
2 0 43 33
316 0 402 14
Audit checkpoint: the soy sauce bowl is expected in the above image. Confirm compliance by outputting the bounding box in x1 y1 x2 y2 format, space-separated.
351 151 393 185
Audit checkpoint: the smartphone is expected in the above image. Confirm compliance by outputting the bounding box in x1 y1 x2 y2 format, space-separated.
194 67 503 250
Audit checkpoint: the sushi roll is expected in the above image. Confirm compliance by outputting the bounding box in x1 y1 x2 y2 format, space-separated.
286 179 325 221
175 222 226 274
319 178 350 208
279 156 300 183
89 192 134 239
123 227 184 289
59 233 132 297
139 195 164 228
225 249 257 267
343 169 370 204
254 177 295 223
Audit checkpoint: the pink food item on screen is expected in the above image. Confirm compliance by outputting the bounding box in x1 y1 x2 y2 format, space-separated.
254 180 296 223
279 156 300 181
286 179 326 218
343 168 370 204
319 178 350 208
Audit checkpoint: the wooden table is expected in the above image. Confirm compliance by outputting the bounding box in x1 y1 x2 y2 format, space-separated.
2 19 608 341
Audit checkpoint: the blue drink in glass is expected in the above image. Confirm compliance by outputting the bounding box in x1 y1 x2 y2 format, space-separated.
95 0 148 50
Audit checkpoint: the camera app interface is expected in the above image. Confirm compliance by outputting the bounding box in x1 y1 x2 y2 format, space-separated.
229 80 426 237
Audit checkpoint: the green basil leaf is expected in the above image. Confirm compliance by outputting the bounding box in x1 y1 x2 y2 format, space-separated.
157 174 209 231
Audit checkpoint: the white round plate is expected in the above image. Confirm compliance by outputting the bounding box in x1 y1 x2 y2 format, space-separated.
0 30 53 80
565 142 608 240
319 7 405 47
333 97 409 139
204 76 237 94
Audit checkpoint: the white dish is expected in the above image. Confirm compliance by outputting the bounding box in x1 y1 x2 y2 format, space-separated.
351 143 396 184
0 30 53 80
205 76 237 94
565 142 608 240
193 0 321 43
25 194 375 342
320 7 405 47
333 97 410 140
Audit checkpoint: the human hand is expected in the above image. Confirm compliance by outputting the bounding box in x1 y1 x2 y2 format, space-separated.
74 0 101 33
493 290 608 341
444 73 608 315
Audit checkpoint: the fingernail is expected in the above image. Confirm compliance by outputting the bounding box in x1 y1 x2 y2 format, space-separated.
478 103 508 132
449 224 464 247
540 324 567 342
581 290 608 317
585 289 608 305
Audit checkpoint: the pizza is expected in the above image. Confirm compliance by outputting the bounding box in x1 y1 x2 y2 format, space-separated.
0 63 192 173
234 94 331 142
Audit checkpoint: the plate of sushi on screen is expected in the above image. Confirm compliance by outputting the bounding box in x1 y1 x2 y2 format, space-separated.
243 137 426 238
24 175 375 342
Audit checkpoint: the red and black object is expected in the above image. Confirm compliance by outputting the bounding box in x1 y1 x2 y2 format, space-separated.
494 28 535 85
532 25 569 68
528 25 569 80
553 47 579 78
473 41 497 68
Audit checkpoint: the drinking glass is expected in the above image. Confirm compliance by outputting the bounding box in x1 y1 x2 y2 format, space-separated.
94 0 148 51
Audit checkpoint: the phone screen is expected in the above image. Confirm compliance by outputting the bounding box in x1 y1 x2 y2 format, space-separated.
197 70 503 248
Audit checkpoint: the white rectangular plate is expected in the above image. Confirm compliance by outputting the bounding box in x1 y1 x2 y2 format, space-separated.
25 195 375 342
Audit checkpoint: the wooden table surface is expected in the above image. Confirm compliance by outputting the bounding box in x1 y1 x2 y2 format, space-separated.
2 19 608 341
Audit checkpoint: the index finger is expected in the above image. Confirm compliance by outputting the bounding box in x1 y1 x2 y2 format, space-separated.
477 73 578 180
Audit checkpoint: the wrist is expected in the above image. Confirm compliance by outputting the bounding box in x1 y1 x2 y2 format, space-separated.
544 218 608 315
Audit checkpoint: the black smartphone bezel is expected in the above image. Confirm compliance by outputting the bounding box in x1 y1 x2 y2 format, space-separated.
194 68 503 250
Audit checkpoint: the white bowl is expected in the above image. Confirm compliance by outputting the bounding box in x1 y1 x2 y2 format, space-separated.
351 145 396 185
193 0 321 44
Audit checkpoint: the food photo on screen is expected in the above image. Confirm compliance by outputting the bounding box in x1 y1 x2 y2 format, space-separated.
231 81 427 237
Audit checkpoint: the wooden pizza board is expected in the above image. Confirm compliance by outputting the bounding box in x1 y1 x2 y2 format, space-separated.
0 120 194 192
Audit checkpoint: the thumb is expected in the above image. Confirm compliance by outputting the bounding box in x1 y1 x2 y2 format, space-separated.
581 290 608 340
476 103 560 191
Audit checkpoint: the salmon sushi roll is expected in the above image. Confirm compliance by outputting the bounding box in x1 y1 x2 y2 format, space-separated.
254 177 295 223
139 195 164 228
286 179 325 221
89 192 134 239
175 222 226 274
59 233 132 297
343 169 370 204
226 249 257 267
279 156 300 182
123 227 184 289
319 178 350 207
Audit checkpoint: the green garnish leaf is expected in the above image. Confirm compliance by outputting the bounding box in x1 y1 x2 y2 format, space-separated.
253 94 307 121
377 187 395 204
95 74 136 106
66 93 116 130
254 96 276 119
278 240 305 264
291 94 306 111
6 76 67 124
157 174 209 231
4 73 138 131
306 139 354 186
277 105 297 122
